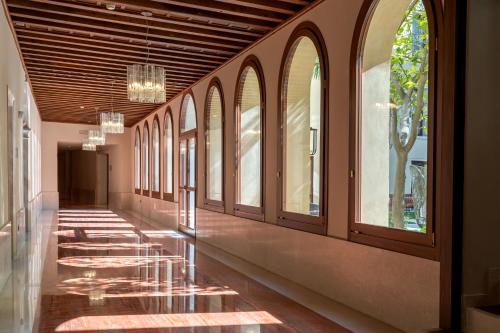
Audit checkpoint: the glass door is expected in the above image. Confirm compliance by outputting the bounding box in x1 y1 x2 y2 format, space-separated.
179 135 196 236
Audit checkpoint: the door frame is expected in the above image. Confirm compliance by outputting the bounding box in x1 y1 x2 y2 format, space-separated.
178 129 197 237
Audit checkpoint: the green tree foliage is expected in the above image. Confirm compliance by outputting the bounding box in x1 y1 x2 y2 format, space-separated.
389 0 429 230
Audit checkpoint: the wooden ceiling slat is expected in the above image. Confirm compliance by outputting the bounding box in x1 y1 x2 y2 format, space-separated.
15 28 229 63
9 0 258 43
28 70 195 85
86 0 276 32
152 0 289 22
19 41 217 71
8 7 246 52
15 30 224 65
4 0 312 125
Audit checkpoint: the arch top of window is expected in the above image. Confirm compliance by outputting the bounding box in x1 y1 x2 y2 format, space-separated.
360 0 432 72
180 93 197 133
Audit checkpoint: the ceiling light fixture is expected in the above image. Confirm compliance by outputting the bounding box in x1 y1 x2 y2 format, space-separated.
127 11 166 104
101 81 124 134
88 107 106 145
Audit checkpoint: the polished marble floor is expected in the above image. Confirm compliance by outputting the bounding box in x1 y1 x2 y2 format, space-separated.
34 209 351 333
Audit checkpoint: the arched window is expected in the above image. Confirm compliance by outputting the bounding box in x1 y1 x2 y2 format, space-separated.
235 56 265 220
143 122 150 194
278 24 328 234
151 117 161 197
204 78 224 211
134 127 141 194
180 93 197 133
350 0 436 253
163 108 174 201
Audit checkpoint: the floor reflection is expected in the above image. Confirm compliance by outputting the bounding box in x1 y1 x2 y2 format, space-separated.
36 209 350 333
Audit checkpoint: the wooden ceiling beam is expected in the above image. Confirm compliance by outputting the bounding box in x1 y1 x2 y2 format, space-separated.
10 15 238 56
18 40 217 71
214 0 304 14
8 0 259 42
7 5 248 51
81 0 276 31
152 0 289 22
15 29 224 65
15 28 229 62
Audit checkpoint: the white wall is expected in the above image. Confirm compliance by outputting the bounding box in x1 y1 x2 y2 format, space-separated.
128 1 441 331
41 122 131 210
0 1 42 292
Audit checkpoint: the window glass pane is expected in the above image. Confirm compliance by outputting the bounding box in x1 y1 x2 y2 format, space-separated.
188 191 195 229
134 129 140 189
237 67 261 207
360 0 429 233
180 140 187 187
188 138 196 187
179 189 187 226
152 121 160 192
164 113 173 194
282 36 321 216
143 126 149 190
206 86 223 201
180 94 196 133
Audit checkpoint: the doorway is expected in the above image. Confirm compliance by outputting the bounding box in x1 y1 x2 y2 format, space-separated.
179 135 196 237
57 146 109 208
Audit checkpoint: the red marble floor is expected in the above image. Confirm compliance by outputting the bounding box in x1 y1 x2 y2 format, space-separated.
36 209 351 333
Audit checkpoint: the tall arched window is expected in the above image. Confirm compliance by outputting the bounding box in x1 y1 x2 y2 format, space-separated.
134 127 141 194
204 78 224 211
350 0 436 255
163 108 174 201
152 117 161 198
278 24 328 234
235 56 265 220
180 94 197 133
143 122 150 194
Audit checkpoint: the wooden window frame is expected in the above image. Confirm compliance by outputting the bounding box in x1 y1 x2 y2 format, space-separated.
163 107 175 202
134 127 141 195
234 55 266 222
142 121 150 197
204 77 225 213
349 0 443 260
277 22 329 236
151 115 161 199
178 90 198 238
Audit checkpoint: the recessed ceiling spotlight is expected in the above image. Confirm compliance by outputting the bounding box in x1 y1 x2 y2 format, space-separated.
141 11 152 17
80 106 85 109
106 3 116 10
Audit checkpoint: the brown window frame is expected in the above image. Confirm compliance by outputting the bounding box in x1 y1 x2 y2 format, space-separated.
134 127 142 195
163 107 175 202
204 77 225 213
178 91 198 237
234 55 266 222
277 22 329 236
349 0 442 260
142 121 150 197
151 115 161 199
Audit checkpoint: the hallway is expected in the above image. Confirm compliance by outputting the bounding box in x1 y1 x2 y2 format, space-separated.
36 209 350 333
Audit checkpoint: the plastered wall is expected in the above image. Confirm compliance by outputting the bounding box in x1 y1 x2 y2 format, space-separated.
129 1 441 331
41 122 131 210
462 0 500 306
0 1 42 292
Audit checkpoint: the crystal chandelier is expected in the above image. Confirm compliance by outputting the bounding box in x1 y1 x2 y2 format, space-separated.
82 140 96 151
127 12 166 104
101 112 124 134
101 83 125 134
88 129 106 145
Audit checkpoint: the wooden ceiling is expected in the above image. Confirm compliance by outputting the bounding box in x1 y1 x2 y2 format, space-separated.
4 0 315 126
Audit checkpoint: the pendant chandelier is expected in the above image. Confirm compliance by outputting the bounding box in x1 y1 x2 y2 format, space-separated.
101 82 125 134
88 107 106 145
127 12 166 104
82 140 96 151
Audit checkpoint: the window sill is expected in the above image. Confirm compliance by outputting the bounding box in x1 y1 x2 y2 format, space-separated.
349 230 438 260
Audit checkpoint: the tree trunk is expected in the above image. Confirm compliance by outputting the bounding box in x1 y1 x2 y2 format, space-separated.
392 150 408 229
